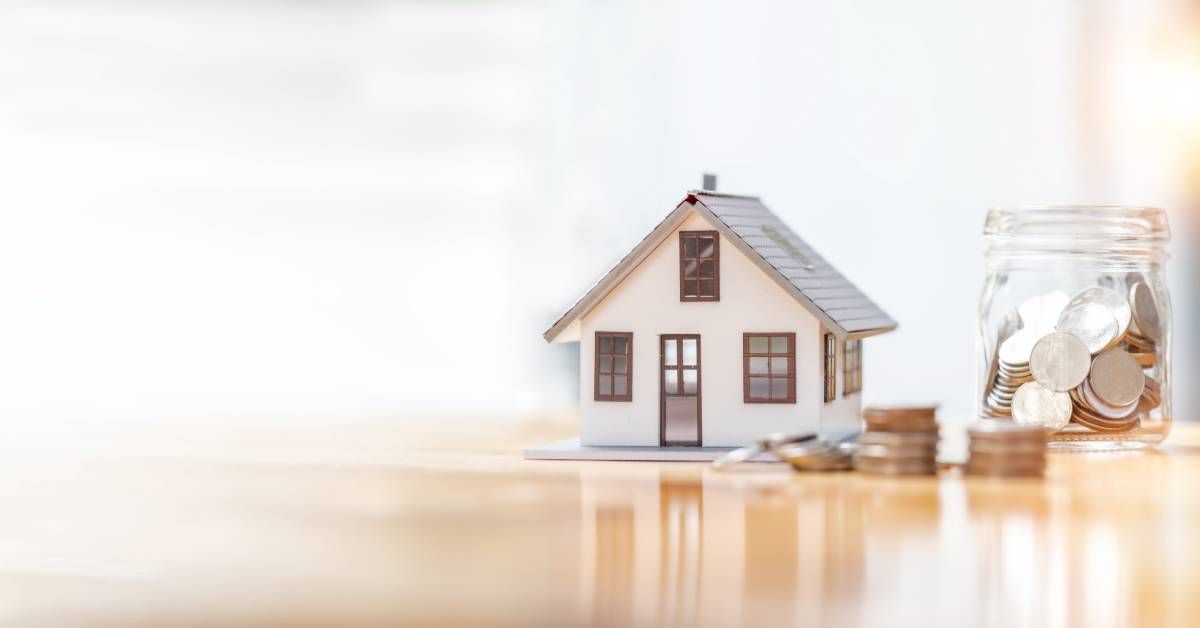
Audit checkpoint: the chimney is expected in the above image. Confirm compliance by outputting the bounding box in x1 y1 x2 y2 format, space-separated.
702 173 717 192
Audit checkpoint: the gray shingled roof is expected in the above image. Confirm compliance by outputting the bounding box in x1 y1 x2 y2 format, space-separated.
543 191 897 342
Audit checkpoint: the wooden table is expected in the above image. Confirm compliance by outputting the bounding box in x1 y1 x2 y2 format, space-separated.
2 418 1198 627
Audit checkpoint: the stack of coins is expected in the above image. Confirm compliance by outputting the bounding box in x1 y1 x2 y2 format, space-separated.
853 406 939 476
986 329 1035 417
982 277 1164 434
965 421 1048 477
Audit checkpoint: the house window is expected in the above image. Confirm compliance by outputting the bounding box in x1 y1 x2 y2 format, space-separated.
844 339 862 395
679 231 719 302
595 332 632 401
823 333 837 403
743 333 795 403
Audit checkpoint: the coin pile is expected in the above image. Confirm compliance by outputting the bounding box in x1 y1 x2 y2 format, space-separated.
774 437 855 471
853 406 939 476
711 432 854 471
965 421 1048 478
982 276 1164 434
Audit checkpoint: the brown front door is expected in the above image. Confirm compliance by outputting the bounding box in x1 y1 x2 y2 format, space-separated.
660 335 701 446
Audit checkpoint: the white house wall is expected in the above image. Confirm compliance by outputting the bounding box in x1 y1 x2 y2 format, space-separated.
579 211 826 447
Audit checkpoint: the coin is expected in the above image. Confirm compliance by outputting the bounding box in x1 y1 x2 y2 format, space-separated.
968 440 1047 455
1137 391 1160 414
855 445 938 461
1063 286 1132 340
854 457 938 476
863 404 939 415
1089 348 1145 407
985 399 1012 417
1123 330 1158 352
1125 271 1149 290
997 363 1032 376
1129 282 1162 341
1071 408 1139 433
1080 378 1139 419
776 441 855 471
858 431 939 447
863 406 939 432
968 419 1049 440
1056 302 1119 354
1018 291 1069 332
998 328 1039 367
966 451 1047 470
1029 332 1091 391
1011 382 1073 430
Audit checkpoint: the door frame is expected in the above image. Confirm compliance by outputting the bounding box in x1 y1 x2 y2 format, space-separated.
659 334 702 446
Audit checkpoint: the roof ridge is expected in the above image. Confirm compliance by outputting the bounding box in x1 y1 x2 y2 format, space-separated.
687 190 761 200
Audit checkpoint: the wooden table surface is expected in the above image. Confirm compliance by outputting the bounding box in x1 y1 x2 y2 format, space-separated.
3 417 1199 628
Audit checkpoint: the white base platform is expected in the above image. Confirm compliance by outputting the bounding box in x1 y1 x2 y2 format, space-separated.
523 438 780 462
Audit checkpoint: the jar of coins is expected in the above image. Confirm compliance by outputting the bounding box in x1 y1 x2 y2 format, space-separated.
979 206 1171 450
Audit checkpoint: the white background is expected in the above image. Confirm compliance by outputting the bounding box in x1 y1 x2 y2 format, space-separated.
0 0 1195 425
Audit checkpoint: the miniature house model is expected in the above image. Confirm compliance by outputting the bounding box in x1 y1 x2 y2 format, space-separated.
532 178 896 460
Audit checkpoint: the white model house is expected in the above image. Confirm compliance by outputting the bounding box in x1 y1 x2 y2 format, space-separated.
533 182 896 459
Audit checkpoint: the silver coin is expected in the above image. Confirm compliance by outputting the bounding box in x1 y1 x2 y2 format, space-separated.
997 362 1032 375
1088 348 1145 407
1011 382 1072 430
1029 331 1091 392
1061 287 1131 345
1018 291 1069 332
987 396 1012 410
1129 282 1162 341
775 440 855 471
998 328 1039 367
997 375 1032 386
1081 378 1139 420
1055 302 1119 354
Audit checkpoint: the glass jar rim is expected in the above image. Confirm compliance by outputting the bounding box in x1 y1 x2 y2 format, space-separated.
985 205 1170 242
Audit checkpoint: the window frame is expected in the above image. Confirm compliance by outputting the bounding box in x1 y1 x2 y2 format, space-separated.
843 339 862 395
742 332 796 404
823 333 837 403
678 231 720 302
594 332 633 402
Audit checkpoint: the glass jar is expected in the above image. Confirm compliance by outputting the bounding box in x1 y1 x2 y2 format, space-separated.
978 206 1172 450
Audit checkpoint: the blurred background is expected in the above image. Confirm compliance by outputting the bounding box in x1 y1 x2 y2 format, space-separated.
0 0 1195 427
